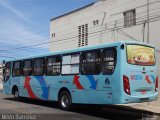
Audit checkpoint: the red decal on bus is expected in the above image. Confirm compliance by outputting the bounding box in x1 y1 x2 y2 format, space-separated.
73 75 84 90
24 77 37 99
146 76 152 84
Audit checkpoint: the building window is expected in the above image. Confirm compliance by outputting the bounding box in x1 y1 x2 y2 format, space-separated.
13 61 21 76
81 50 101 74
78 24 88 47
52 33 55 37
33 58 44 76
4 62 11 82
23 60 32 76
46 56 61 75
93 20 99 26
62 53 80 74
124 9 136 27
102 48 116 74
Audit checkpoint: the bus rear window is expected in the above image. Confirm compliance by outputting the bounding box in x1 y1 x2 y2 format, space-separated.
127 45 155 66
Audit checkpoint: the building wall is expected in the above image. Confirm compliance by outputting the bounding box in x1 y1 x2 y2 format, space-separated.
0 63 3 85
50 0 160 75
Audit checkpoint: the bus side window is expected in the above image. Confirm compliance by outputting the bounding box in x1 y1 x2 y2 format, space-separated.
46 56 61 75
81 50 101 75
13 61 22 77
102 48 116 74
33 58 45 76
4 62 11 82
62 53 80 74
23 60 32 76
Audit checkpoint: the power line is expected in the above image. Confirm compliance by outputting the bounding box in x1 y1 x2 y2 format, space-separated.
1 14 160 53
1 18 159 54
0 0 160 56
0 0 159 40
0 1 159 46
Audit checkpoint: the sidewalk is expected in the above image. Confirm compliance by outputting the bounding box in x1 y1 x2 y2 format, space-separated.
120 100 160 115
118 91 160 115
120 84 160 115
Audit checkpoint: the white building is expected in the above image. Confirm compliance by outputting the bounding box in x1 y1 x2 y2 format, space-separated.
50 0 160 74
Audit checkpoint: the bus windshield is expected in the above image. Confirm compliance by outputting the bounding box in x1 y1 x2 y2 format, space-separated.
127 44 155 66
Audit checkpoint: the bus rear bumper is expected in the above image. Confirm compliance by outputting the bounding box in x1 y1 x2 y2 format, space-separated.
121 92 158 104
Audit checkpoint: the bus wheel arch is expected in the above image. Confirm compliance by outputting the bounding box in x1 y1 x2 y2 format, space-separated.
58 87 72 111
12 85 19 100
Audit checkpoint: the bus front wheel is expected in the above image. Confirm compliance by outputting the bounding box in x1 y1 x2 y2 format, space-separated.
59 91 72 111
13 87 19 101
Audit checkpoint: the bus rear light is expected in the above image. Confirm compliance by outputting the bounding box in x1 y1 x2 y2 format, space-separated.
123 75 130 95
155 76 158 92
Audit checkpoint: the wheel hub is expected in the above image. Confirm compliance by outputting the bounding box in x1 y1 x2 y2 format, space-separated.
14 91 19 98
61 95 69 108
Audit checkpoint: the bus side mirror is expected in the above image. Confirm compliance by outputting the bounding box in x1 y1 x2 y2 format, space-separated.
2 60 5 64
121 44 124 50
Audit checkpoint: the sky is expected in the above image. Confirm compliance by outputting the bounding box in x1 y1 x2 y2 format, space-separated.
0 0 95 61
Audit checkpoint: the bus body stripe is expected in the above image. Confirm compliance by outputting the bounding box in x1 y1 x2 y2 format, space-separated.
146 76 152 84
35 76 49 99
86 75 97 90
73 75 84 89
150 75 156 83
24 76 37 99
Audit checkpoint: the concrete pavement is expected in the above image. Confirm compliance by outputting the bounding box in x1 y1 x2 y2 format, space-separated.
118 83 160 115
0 91 158 120
0 84 160 115
117 101 160 115
0 84 160 120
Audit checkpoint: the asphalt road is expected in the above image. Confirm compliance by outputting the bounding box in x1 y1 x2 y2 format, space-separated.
0 90 157 120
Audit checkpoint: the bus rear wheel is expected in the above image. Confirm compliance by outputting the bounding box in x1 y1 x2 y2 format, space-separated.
13 87 19 101
59 91 72 111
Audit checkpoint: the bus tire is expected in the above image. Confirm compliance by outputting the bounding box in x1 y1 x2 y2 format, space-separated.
13 87 19 101
59 91 72 111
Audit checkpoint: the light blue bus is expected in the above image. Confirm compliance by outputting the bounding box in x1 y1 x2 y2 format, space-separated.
3 41 158 110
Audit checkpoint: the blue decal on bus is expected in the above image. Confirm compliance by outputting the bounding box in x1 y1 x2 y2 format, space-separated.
130 75 142 80
150 75 156 83
86 75 97 90
35 76 50 99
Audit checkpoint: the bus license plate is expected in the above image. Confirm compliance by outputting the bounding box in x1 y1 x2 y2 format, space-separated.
140 98 149 101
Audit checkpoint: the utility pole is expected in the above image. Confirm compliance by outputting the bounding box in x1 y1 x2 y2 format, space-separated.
142 20 146 42
99 12 106 44
113 21 117 42
147 0 150 43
